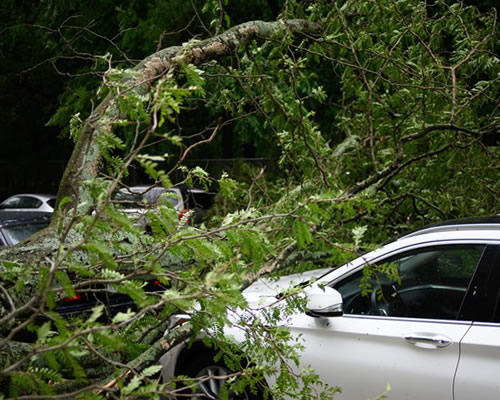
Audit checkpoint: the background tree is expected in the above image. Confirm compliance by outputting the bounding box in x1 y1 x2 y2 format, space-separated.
0 0 498 398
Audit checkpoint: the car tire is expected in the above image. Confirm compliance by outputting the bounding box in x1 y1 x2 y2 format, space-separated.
176 351 265 400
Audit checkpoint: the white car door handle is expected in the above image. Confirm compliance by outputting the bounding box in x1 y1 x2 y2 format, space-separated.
404 334 452 348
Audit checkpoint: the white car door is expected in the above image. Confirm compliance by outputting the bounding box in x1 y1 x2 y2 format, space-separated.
454 323 500 400
293 316 470 399
288 243 486 399
454 244 500 399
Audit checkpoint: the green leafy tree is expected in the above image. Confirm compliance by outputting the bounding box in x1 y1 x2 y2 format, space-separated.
0 0 498 398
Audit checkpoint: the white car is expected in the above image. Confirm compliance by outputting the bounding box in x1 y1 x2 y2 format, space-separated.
0 193 56 212
160 216 500 399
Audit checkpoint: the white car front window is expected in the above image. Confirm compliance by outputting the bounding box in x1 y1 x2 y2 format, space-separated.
334 244 485 320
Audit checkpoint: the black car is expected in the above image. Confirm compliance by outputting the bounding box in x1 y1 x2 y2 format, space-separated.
0 210 52 246
0 209 167 319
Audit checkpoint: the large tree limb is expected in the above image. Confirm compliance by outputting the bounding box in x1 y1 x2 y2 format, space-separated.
56 19 320 214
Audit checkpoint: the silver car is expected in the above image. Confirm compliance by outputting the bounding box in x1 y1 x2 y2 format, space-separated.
0 193 56 212
114 185 215 227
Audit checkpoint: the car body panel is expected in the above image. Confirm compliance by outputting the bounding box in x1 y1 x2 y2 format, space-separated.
285 315 471 399
454 323 500 399
243 267 332 305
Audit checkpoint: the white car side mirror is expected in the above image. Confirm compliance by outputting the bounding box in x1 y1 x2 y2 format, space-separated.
306 284 343 318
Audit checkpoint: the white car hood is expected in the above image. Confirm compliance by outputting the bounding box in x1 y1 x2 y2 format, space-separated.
243 268 333 307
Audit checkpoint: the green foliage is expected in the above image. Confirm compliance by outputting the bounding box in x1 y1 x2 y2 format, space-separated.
0 0 498 399
360 261 401 299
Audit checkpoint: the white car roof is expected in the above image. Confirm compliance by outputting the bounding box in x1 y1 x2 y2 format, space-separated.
316 219 500 286
3 193 55 201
